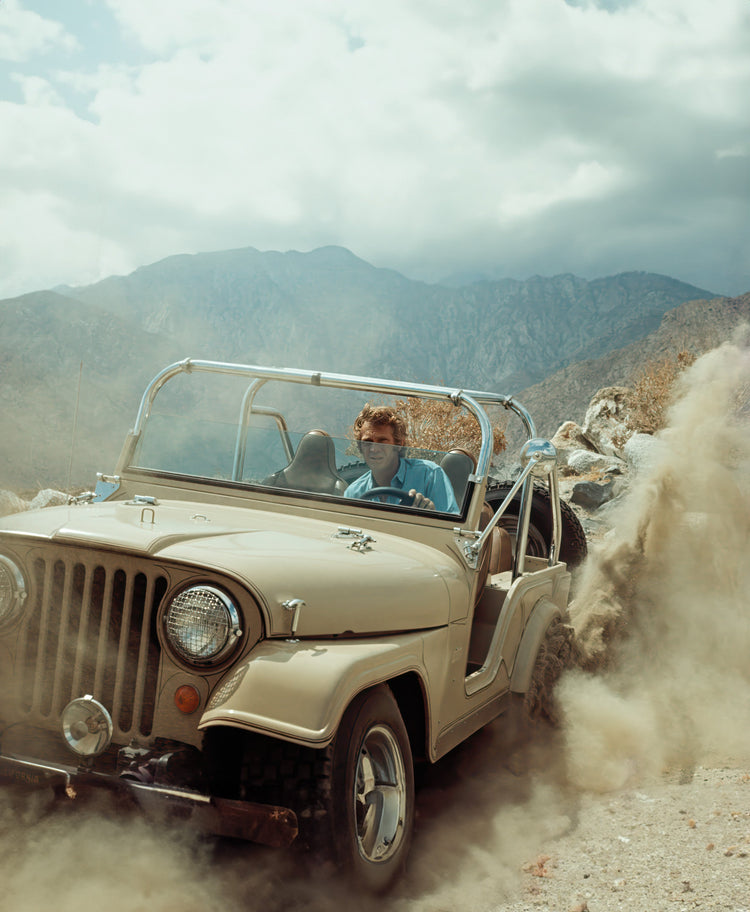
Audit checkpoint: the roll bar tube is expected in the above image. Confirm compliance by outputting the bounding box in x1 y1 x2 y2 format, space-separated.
129 358 535 482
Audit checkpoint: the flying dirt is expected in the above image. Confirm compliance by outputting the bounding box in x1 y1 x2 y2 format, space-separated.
1 332 748 911
562 328 750 791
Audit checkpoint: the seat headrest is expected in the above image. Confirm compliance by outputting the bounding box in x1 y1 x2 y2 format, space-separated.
441 449 476 502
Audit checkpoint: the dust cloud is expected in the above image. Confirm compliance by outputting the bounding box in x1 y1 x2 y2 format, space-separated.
2 333 749 910
562 328 750 789
0 732 576 912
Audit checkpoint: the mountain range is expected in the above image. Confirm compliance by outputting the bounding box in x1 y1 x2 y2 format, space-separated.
1 245 746 490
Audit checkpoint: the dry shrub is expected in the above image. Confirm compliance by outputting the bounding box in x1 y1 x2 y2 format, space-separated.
394 397 507 460
625 350 696 435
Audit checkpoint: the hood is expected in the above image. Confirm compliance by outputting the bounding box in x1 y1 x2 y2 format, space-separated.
0 500 466 635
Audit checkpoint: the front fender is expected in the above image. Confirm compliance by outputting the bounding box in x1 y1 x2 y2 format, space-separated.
199 634 430 747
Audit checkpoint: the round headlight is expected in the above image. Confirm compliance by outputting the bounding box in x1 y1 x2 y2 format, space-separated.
0 555 27 629
164 585 242 665
61 695 113 757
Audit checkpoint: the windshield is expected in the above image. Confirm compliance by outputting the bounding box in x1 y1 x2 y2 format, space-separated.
128 369 499 516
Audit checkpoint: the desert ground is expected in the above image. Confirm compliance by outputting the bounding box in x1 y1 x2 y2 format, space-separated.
1 725 748 912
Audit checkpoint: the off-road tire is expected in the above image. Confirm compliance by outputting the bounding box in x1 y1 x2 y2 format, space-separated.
203 728 332 846
220 686 414 893
521 617 575 727
486 480 588 568
326 685 415 893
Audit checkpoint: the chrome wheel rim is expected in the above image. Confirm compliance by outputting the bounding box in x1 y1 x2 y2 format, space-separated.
354 724 407 864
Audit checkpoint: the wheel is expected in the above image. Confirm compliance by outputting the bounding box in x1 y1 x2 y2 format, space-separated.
520 616 574 727
328 685 414 893
358 486 415 505
485 480 588 567
523 617 574 725
206 693 414 893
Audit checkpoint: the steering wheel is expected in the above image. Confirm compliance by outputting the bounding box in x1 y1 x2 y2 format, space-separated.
359 486 415 506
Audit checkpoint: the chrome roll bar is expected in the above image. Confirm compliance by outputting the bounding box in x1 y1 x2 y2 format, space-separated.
130 358 537 483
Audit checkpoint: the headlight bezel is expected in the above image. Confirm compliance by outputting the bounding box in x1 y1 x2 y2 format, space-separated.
0 554 28 631
162 583 244 667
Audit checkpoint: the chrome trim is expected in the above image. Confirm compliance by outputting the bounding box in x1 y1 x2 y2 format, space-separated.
0 553 27 628
513 479 535 577
232 389 294 482
163 584 243 666
282 598 305 642
468 457 538 568
0 754 298 848
349 535 375 552
469 439 560 577
355 723 408 864
60 695 114 757
547 471 562 566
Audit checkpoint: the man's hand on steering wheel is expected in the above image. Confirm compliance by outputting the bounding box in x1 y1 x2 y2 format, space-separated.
358 487 435 510
408 489 435 510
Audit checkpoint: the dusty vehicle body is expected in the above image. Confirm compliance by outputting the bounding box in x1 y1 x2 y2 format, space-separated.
0 359 580 890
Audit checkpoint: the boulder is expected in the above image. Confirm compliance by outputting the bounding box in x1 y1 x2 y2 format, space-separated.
570 477 617 510
551 421 597 468
29 489 70 510
567 449 627 476
582 386 634 457
0 490 29 517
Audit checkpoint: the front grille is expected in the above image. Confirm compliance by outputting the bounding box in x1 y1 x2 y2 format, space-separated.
16 548 167 740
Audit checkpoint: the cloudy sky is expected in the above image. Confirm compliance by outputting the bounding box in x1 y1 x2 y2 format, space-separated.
1 0 748 300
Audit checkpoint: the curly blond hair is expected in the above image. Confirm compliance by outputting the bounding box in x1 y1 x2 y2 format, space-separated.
352 404 407 448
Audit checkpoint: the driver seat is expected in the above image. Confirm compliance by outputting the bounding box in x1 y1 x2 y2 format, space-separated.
267 430 348 495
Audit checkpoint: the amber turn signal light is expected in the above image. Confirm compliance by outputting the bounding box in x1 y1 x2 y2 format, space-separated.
174 684 201 714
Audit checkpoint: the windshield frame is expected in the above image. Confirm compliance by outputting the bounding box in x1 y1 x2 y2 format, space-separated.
119 358 536 515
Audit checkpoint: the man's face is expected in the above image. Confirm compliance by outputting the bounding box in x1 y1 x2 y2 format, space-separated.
358 421 401 483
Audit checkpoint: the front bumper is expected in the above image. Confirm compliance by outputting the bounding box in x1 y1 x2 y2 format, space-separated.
0 753 298 848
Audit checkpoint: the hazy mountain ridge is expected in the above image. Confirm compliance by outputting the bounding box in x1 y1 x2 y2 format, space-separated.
57 247 712 386
0 245 727 489
518 292 750 436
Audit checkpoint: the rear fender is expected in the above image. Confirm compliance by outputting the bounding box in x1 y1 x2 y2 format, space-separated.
509 597 562 694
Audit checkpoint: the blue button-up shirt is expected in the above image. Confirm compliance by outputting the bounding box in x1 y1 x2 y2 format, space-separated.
344 457 459 513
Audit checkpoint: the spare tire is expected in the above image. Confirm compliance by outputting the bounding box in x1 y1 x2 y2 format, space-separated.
485 480 587 568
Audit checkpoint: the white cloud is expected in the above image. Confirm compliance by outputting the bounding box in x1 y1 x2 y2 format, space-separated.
0 0 748 298
0 0 77 62
11 72 64 106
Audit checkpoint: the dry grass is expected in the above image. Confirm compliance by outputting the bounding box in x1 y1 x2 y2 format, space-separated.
625 350 697 435
394 396 507 459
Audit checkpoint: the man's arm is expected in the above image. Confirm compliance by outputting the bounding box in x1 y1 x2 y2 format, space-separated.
407 463 458 512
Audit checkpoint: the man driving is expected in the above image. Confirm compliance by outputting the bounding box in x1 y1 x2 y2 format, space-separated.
344 404 459 512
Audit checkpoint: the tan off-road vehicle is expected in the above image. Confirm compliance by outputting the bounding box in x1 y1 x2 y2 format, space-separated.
0 360 585 891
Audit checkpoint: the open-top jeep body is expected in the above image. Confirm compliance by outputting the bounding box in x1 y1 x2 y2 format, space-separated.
0 359 582 890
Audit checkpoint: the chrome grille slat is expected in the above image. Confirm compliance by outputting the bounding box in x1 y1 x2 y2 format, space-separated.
18 548 166 740
31 560 55 712
111 571 135 727
49 560 75 715
93 570 115 697
130 575 157 736
70 562 95 697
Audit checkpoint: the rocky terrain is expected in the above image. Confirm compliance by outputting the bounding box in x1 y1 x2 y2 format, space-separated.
519 292 750 437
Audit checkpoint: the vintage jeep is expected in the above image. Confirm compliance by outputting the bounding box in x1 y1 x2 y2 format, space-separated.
0 359 585 891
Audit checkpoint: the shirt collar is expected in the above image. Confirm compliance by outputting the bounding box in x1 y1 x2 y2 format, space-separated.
392 457 407 486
